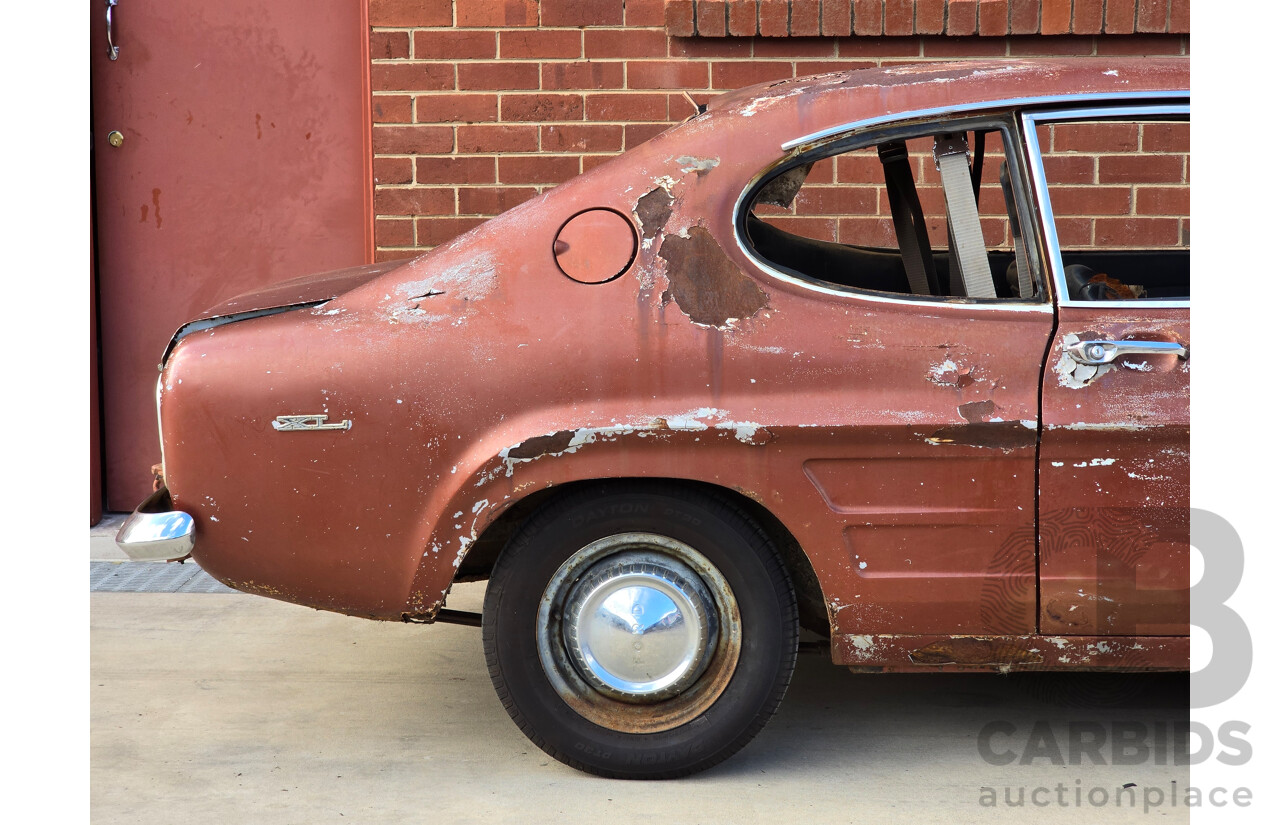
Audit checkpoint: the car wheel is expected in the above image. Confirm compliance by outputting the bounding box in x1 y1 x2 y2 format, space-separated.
482 482 798 779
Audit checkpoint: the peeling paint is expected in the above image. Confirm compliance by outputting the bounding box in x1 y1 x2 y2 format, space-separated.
658 227 768 328
674 155 720 177
634 187 674 240
925 422 1037 451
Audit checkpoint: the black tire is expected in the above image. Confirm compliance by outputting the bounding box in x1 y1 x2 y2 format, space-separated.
482 481 798 779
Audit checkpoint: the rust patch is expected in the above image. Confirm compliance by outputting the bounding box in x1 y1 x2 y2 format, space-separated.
658 227 768 328
926 422 1036 451
909 638 1044 666
506 430 576 460
635 187 673 240
958 400 996 423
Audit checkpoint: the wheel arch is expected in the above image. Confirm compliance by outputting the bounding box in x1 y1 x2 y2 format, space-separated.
456 477 830 637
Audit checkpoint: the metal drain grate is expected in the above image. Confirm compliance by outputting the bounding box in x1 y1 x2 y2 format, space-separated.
90 561 239 594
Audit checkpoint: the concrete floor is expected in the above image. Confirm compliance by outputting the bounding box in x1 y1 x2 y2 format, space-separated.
92 527 1189 823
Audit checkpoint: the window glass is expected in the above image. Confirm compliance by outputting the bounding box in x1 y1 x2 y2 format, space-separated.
1037 118 1189 301
744 127 1038 300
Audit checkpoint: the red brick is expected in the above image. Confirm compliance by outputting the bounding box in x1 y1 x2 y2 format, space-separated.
696 0 728 36
413 31 496 60
835 152 884 184
457 0 538 27
946 0 977 35
759 0 790 35
1045 185 1132 216
790 0 821 35
582 155 615 173
1104 0 1136 34
1136 186 1189 216
499 30 582 60
373 157 413 185
1137 0 1168 32
1054 122 1139 153
586 93 669 121
1009 0 1038 34
757 38 837 57
926 35 1003 55
1073 0 1104 34
415 94 499 124
371 63 454 93
837 36 924 57
458 186 539 215
1095 34 1183 54
884 0 913 35
371 31 410 60
585 29 669 59
542 61 626 90
665 0 696 36
1141 122 1189 153
375 249 417 262
375 218 415 248
978 0 1009 36
817 0 851 36
1052 216 1092 247
543 0 625 26
728 0 759 36
624 123 673 149
807 157 836 183
628 60 709 89
459 62 539 91
372 95 413 123
773 216 836 242
368 0 451 27
1169 0 1189 33
457 124 540 153
500 93 586 121
853 0 883 35
670 92 713 116
1096 217 1179 248
374 187 454 217
372 125 454 154
1099 154 1183 184
1039 0 1070 34
669 37 752 57
415 156 497 185
797 59 873 76
626 0 668 27
415 217 487 246
1008 35 1093 55
915 0 946 34
541 124 625 153
499 155 581 185
794 186 879 214
1042 155 1096 184
712 61 794 90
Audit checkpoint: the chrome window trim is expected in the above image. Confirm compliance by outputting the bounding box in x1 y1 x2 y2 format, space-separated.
1021 102 1191 310
734 115 1051 312
780 91 1189 152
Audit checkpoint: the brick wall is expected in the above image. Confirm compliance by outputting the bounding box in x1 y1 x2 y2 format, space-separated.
369 0 1188 260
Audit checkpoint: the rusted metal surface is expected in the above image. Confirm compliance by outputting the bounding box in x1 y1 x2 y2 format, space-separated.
834 633 1188 672
153 58 1190 668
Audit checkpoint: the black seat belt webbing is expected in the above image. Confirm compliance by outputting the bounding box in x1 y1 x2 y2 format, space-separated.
878 141 939 296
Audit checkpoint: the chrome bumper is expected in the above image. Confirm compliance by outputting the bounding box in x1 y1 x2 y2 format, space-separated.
115 487 195 562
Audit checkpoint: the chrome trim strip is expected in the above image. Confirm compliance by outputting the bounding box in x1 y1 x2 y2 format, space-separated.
781 91 1189 151
115 488 196 562
1021 103 1190 310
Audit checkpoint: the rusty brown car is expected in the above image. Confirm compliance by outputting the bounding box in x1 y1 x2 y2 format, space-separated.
117 58 1190 778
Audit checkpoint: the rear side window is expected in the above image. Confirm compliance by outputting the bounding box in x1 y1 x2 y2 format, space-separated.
1033 116 1189 301
742 125 1041 301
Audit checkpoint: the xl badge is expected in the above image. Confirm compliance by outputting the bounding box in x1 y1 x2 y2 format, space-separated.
272 414 352 432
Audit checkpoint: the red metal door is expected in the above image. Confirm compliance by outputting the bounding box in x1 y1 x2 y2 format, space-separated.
1028 107 1191 637
91 0 372 510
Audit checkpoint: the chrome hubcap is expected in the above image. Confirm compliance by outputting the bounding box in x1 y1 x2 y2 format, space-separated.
537 533 742 733
562 553 718 702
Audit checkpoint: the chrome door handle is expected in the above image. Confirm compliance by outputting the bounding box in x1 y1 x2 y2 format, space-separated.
1066 339 1186 366
107 0 120 61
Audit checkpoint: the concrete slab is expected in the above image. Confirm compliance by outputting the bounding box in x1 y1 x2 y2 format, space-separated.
92 583 1190 824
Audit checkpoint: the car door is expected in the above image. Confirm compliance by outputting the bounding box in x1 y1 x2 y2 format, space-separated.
1024 102 1191 638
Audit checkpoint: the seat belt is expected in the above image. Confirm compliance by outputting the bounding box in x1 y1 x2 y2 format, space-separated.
878 141 939 296
933 133 997 299
1000 161 1034 299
